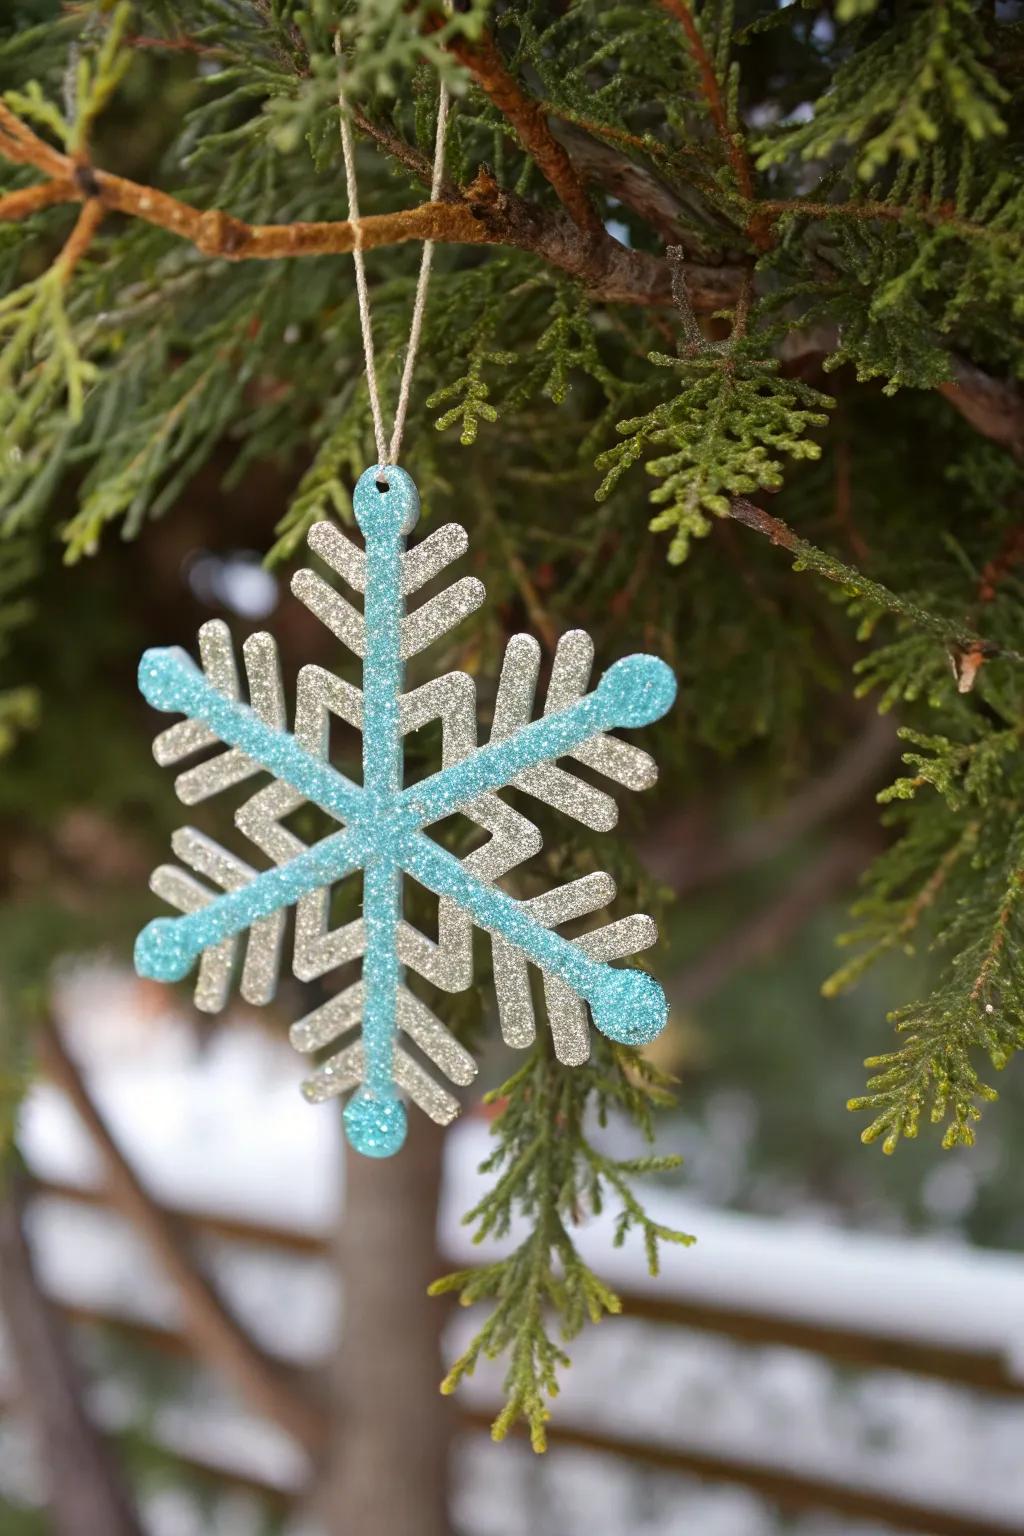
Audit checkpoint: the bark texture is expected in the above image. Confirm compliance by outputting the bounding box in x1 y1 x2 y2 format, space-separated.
323 1112 453 1536
0 1176 144 1536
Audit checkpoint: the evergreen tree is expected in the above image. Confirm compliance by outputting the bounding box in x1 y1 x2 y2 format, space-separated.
0 0 1022 1528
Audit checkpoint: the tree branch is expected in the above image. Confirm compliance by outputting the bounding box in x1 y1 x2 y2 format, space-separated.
645 711 898 896
0 1173 144 1536
726 496 1024 662
438 25 604 241
55 196 105 278
671 837 871 1010
0 178 77 221
759 196 1021 249
350 104 460 202
780 328 1024 457
551 119 721 253
1 103 1021 449
37 1014 327 1458
940 356 1024 459
0 103 739 309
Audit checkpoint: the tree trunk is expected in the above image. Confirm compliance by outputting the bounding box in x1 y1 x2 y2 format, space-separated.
322 1113 454 1536
0 1175 144 1536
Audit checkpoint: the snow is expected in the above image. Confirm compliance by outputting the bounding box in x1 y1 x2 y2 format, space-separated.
25 966 1024 1376
9 962 1024 1536
25 965 343 1234
444 1123 1024 1374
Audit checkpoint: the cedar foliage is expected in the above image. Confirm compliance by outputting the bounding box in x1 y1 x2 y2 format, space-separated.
1 0 1023 1457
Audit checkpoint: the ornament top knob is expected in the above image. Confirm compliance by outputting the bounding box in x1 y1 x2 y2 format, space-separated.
353 464 420 539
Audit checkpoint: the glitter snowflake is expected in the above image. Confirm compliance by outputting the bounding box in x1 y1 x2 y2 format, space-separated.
135 466 676 1156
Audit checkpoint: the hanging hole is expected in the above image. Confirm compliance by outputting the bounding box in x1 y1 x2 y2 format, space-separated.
375 477 391 493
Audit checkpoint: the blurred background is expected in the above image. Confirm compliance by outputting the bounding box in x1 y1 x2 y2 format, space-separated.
1 505 1022 1536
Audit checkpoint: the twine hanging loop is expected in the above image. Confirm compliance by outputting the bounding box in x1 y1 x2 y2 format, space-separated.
336 37 451 470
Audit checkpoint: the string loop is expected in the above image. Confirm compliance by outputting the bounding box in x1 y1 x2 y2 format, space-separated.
336 39 450 469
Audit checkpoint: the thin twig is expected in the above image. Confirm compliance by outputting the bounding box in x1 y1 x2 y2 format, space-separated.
759 197 1022 250
0 179 77 221
657 0 768 248
727 495 1024 662
351 105 459 202
54 195 105 278
970 869 1024 1003
667 245 707 350
493 518 559 650
832 409 871 563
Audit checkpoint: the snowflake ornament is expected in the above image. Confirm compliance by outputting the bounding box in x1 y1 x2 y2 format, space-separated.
135 466 677 1157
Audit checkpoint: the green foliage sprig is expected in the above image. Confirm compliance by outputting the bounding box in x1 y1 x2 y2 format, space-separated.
430 1037 691 1451
596 343 833 564
756 0 1008 182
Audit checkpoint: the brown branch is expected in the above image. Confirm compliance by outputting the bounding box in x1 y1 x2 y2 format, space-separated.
125 32 224 57
0 103 741 308
350 105 459 202
833 418 871 563
2 107 1021 450
781 327 1024 458
0 105 67 178
0 1174 144 1536
940 356 1024 459
496 526 559 651
900 828 976 946
543 101 716 173
971 868 1024 1003
759 197 1021 250
551 120 721 254
108 179 482 259
977 524 1024 603
657 0 767 246
60 3 224 57
670 838 871 1010
55 195 105 278
438 26 604 241
37 1014 327 1457
646 712 898 896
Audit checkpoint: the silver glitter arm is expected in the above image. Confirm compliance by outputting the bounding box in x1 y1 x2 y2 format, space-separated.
292 519 485 662
288 980 477 1122
482 628 661 1061
400 521 485 658
149 621 292 1011
491 871 658 1065
490 629 657 829
153 620 286 804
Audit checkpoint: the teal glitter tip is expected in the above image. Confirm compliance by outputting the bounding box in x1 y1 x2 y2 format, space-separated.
597 655 677 729
135 916 195 983
344 1089 408 1157
590 967 669 1047
138 646 198 714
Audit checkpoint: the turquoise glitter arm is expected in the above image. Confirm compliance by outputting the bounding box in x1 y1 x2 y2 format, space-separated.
136 465 677 1157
